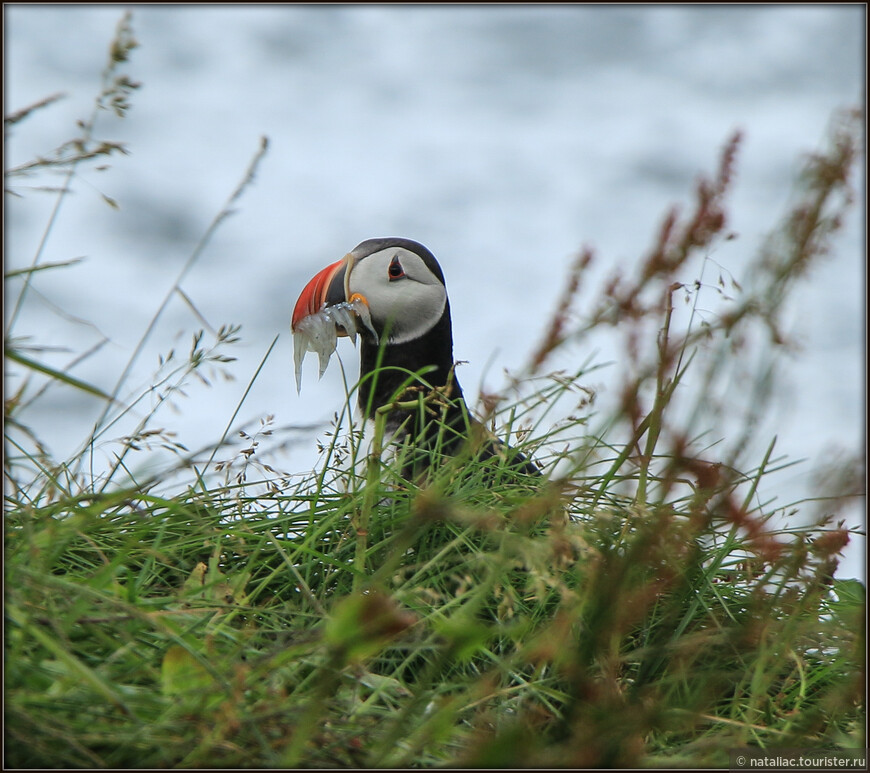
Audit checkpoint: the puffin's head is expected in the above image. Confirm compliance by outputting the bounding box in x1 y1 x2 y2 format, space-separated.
292 237 448 345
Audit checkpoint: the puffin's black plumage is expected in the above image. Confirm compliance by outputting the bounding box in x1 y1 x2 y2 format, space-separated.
293 238 539 478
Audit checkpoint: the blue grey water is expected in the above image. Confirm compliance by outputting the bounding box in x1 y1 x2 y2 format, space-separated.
5 6 864 577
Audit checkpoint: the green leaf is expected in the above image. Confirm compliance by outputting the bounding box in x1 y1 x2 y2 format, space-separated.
434 615 491 662
160 645 213 697
832 578 865 610
5 347 115 402
4 257 84 279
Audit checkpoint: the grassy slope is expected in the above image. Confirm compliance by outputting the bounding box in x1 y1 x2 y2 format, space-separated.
5 16 864 768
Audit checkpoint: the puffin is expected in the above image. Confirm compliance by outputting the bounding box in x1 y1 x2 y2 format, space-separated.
292 237 539 478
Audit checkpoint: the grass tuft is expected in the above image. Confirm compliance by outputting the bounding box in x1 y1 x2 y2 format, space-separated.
4 15 864 768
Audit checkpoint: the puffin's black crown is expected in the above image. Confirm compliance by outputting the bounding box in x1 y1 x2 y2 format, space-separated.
352 237 446 286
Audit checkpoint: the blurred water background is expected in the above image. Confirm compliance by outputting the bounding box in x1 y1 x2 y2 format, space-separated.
5 5 864 577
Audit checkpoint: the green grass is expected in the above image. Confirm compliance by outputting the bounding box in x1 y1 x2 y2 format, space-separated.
5 14 864 768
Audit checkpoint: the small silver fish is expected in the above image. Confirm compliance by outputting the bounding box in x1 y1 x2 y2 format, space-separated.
292 297 378 393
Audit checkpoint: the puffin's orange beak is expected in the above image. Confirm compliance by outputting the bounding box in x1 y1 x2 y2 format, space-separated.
291 258 346 332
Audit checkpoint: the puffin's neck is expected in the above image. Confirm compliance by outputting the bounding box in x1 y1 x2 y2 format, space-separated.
357 301 463 418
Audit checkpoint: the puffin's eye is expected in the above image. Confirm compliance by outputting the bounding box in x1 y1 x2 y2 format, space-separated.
388 255 405 281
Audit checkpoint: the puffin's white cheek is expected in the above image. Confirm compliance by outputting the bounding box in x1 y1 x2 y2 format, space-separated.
354 280 447 345
384 284 447 344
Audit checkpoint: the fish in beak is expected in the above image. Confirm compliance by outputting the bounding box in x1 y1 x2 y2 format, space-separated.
291 254 377 392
